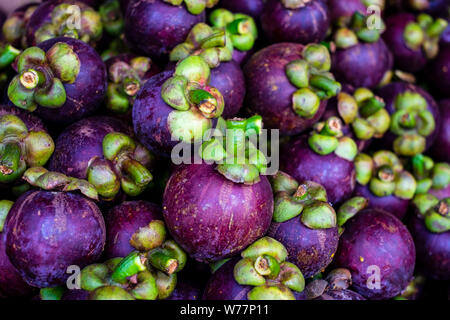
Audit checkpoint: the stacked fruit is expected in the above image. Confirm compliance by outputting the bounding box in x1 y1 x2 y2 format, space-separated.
0 0 449 301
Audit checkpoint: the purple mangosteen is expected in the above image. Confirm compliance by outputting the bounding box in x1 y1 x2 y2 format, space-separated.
409 194 450 280
331 12 393 89
5 176 106 288
383 12 447 73
280 133 357 205
49 116 154 200
163 163 273 262
25 0 103 47
267 172 341 278
244 42 341 135
334 208 416 300
260 0 330 44
7 37 107 125
105 200 163 259
124 0 216 60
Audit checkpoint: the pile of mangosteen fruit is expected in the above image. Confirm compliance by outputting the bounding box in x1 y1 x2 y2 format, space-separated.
0 0 449 301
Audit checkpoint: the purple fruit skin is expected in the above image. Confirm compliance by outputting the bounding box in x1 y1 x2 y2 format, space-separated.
5 190 106 288
61 289 90 300
25 37 107 124
105 201 163 259
281 136 356 205
409 214 450 280
430 99 450 162
49 116 132 179
260 0 329 44
209 61 245 119
0 104 46 133
132 71 178 157
244 43 327 135
268 217 339 278
0 233 34 297
232 48 253 66
353 184 410 220
124 0 205 60
203 257 251 300
167 280 202 300
427 45 450 97
332 39 392 89
163 163 274 262
316 289 366 300
334 208 416 300
219 0 264 19
383 13 427 73
328 0 366 24
376 82 440 151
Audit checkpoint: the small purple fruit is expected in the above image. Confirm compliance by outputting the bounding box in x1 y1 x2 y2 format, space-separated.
105 200 163 259
334 208 416 300
5 187 106 288
163 163 274 262
124 0 213 60
260 0 330 44
7 37 107 124
244 43 341 135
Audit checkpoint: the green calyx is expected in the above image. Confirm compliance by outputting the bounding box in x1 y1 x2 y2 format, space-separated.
8 44 81 111
199 115 268 185
34 2 103 45
106 56 153 114
355 150 417 199
0 44 21 69
0 200 14 233
234 237 304 300
413 194 450 233
2 5 37 47
404 14 448 59
170 23 232 68
286 44 341 119
99 0 124 37
308 117 358 161
39 286 65 300
390 91 435 156
23 167 99 200
337 196 368 227
334 12 384 49
337 88 390 140
0 115 54 184
164 0 218 15
209 9 258 52
81 233 186 300
270 171 337 228
87 132 153 199
163 56 226 144
410 155 450 194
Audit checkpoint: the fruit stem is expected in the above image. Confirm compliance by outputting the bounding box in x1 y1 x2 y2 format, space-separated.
147 248 179 275
111 251 147 284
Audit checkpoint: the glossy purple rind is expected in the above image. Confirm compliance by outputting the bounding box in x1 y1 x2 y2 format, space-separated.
163 163 274 263
124 0 205 60
49 116 132 179
429 99 450 162
5 190 106 288
260 0 329 44
334 208 416 300
268 217 339 278
426 45 450 97
105 201 163 259
280 136 356 205
244 43 327 135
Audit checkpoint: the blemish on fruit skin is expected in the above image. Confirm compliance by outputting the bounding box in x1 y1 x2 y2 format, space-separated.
360 256 364 262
